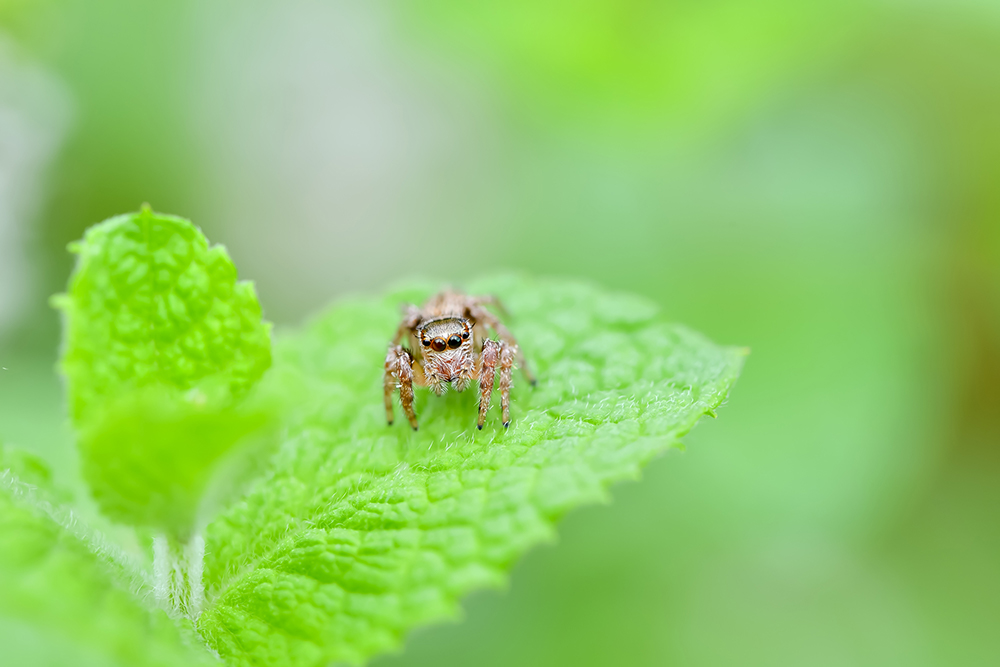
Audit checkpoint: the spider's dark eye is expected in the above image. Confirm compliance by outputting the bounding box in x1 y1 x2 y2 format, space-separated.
431 338 447 352
421 339 431 347
462 332 470 340
448 335 462 349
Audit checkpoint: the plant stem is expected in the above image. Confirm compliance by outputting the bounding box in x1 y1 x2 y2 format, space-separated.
153 532 205 619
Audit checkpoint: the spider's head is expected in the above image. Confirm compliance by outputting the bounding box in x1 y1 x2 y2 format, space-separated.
417 317 474 392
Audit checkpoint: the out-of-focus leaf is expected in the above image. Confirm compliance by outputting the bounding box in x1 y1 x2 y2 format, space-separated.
1 443 56 492
75 384 273 537
0 452 216 667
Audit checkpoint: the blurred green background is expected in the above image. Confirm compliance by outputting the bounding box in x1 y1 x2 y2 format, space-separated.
1 1 998 665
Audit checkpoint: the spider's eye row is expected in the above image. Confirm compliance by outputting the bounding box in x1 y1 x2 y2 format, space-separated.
421 339 431 347
431 338 447 352
462 332 470 340
448 335 462 349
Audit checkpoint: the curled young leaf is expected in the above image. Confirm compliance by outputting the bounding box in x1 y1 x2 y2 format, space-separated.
54 207 273 535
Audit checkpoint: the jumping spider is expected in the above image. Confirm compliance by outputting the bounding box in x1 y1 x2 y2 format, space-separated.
384 290 535 431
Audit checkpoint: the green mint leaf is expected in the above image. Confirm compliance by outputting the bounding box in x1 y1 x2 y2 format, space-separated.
53 207 272 536
0 452 217 667
197 275 745 666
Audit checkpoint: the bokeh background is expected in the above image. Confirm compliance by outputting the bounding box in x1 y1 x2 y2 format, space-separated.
1 1 998 665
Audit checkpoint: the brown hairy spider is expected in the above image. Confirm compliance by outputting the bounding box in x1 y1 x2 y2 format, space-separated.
384 290 535 431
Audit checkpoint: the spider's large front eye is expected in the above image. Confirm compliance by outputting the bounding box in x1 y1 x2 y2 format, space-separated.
431 338 447 352
448 335 462 349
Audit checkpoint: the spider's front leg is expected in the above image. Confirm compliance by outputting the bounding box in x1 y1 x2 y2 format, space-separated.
384 344 419 430
477 340 498 429
469 301 536 386
477 339 516 429
498 341 515 427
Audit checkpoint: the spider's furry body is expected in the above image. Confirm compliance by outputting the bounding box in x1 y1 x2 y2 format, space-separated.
384 290 535 430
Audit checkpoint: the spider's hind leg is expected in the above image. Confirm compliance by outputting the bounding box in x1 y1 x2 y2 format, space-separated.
392 305 422 345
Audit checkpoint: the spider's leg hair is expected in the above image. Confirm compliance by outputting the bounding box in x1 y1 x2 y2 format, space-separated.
498 340 515 427
478 339 500 429
385 344 418 430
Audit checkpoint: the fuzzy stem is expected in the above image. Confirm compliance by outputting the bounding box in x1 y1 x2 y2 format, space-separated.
153 532 205 619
